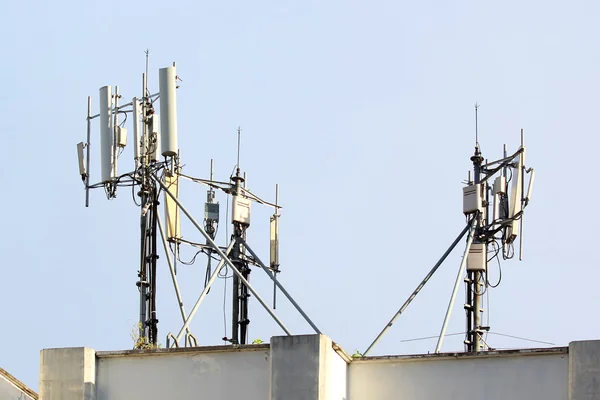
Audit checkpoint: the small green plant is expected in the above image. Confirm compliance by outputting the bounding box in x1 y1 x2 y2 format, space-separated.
252 338 264 344
131 323 162 350
351 349 363 358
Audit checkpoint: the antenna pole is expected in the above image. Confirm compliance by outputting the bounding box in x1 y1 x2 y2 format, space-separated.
519 129 525 260
229 128 249 345
113 86 119 181
134 73 159 347
466 140 485 352
272 184 279 309
85 96 92 207
475 103 479 147
236 126 241 170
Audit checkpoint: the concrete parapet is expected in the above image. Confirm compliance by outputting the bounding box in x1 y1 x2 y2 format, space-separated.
569 340 600 400
39 347 96 400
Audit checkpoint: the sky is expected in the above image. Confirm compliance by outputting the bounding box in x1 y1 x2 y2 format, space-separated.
1 0 600 391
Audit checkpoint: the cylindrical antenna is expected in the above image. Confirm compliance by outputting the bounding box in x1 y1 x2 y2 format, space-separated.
133 97 141 169
210 159 214 181
159 65 178 157
99 86 114 182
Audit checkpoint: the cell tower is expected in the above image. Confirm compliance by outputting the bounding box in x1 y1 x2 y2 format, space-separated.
363 104 535 355
77 54 320 348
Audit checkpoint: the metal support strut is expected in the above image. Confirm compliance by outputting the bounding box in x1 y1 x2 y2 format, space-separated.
435 217 478 353
152 173 294 339
363 220 474 356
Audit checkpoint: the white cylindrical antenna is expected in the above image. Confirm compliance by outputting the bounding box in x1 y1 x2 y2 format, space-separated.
158 65 178 157
99 86 114 182
132 97 141 169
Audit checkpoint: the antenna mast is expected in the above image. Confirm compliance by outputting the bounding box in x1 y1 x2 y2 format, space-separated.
465 103 486 352
136 50 160 346
227 127 251 344
77 55 321 349
363 104 535 356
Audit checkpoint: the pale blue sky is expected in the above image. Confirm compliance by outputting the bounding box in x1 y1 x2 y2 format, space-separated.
1 0 599 390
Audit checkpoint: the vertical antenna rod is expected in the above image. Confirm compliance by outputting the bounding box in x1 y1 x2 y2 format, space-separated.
85 96 92 207
519 129 525 260
272 184 279 309
465 103 485 353
475 103 480 148
145 49 149 96
237 126 242 170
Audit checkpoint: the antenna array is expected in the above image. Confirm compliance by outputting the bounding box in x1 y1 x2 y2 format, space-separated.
77 55 320 348
363 105 536 355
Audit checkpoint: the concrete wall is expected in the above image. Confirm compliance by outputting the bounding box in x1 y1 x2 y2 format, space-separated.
39 347 95 400
269 335 348 400
0 368 37 400
37 337 600 400
349 350 569 400
95 347 270 400
569 340 600 400
323 345 348 400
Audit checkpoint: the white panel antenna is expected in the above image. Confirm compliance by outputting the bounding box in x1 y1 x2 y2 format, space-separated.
164 171 181 240
132 97 141 168
99 86 114 182
506 147 524 242
158 65 178 157
270 211 279 268
77 142 86 179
